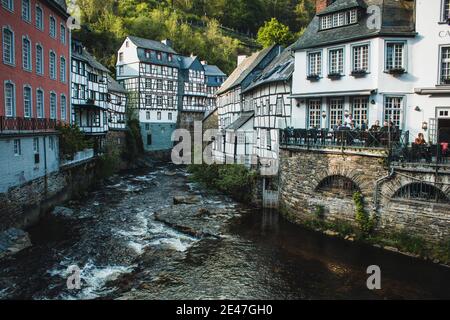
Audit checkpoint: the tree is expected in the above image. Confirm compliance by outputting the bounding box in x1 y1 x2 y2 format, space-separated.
256 18 294 47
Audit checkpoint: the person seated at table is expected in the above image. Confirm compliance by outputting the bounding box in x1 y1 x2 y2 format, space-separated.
370 120 381 132
332 120 342 131
360 119 368 131
415 133 427 146
380 121 390 132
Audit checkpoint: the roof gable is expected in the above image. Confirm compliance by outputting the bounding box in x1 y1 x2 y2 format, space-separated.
127 36 178 54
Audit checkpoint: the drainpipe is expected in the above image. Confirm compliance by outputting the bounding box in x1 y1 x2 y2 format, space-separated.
373 167 395 211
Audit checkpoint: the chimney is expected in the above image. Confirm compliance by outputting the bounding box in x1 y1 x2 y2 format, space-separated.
316 0 333 14
201 60 208 65
161 39 173 48
237 55 247 66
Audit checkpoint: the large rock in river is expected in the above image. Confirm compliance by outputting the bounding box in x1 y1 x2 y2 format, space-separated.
0 228 32 259
173 195 201 205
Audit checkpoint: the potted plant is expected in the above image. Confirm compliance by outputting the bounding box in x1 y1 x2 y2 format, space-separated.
328 72 342 80
307 74 320 81
351 69 368 77
387 67 406 75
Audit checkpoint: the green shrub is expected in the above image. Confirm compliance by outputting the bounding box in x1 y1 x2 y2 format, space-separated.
97 147 121 179
56 124 92 159
353 192 375 235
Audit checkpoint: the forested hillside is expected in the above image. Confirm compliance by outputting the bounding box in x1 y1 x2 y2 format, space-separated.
73 0 315 74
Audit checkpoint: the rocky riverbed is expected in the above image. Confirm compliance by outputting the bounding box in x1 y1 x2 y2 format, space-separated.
1 163 450 300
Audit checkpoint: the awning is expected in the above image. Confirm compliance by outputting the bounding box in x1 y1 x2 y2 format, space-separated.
290 89 377 99
414 87 450 95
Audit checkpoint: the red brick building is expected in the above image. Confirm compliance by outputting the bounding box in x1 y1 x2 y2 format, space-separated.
0 0 70 124
0 0 70 193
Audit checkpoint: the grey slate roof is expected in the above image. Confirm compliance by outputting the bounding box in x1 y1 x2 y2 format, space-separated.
128 36 178 54
217 45 277 95
179 56 196 69
293 0 416 51
242 45 294 94
318 0 365 15
225 112 254 130
204 65 226 77
107 75 127 94
73 47 110 73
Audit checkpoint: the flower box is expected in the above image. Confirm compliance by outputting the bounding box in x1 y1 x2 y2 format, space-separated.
351 70 368 77
307 74 320 81
327 73 342 80
387 68 406 75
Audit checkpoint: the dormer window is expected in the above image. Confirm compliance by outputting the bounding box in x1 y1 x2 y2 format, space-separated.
145 50 151 59
168 54 173 62
157 52 162 60
320 9 358 30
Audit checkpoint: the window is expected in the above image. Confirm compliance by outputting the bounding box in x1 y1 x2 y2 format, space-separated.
145 78 151 89
49 16 56 38
146 111 150 120
119 52 123 62
49 136 54 150
384 96 403 128
22 37 31 71
3 27 14 65
36 6 43 30
443 0 450 21
308 51 322 76
329 48 344 75
60 94 66 120
440 46 450 84
168 54 173 62
49 51 56 79
386 42 405 71
33 137 39 153
23 86 32 118
60 24 66 44
168 112 172 121
2 0 14 11
320 9 358 30
145 94 152 106
157 96 163 107
308 99 321 129
36 44 43 74
317 175 359 195
276 97 284 115
22 0 30 22
157 79 163 90
145 123 150 130
168 81 174 91
352 97 368 128
60 57 66 82
394 183 449 204
329 98 344 128
36 89 44 118
157 52 162 60
4 82 15 117
147 134 152 145
352 44 369 72
118 65 124 75
13 139 21 156
157 111 161 120
50 92 57 119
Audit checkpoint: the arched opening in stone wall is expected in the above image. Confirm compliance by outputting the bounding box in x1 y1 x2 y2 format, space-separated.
393 183 449 204
316 175 360 196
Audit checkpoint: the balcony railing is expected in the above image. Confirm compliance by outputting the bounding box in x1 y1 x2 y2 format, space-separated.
0 116 61 134
280 128 409 150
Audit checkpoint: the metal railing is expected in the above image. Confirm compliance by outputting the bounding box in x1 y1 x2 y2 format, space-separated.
280 128 409 150
0 116 61 133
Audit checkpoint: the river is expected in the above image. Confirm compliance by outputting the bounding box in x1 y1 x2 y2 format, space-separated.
0 163 449 300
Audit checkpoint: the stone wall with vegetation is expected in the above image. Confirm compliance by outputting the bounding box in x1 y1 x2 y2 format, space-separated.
279 148 450 263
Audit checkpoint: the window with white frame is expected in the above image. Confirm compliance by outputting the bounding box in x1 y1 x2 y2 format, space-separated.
157 96 163 107
22 36 31 70
386 42 405 71
4 81 15 117
329 48 344 75
145 94 152 106
49 16 56 38
36 89 44 118
308 99 322 129
36 44 43 74
440 46 450 84
308 51 322 76
352 44 369 72
36 5 43 30
384 96 403 128
22 0 30 22
13 139 21 156
168 112 172 121
60 24 66 44
145 78 151 89
33 137 39 153
3 27 14 65
320 9 358 30
352 97 368 128
329 98 344 128
276 97 283 115
60 94 66 120
23 86 32 117
49 51 56 79
2 0 14 11
157 111 161 120
50 92 57 119
443 0 450 21
60 56 66 82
